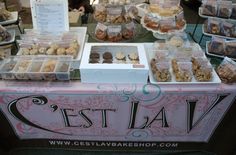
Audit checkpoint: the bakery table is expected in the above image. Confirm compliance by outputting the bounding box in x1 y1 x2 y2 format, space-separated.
0 80 235 155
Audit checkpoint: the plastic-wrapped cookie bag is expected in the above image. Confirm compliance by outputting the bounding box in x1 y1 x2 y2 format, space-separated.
225 41 236 58
208 36 225 55
124 4 138 22
95 23 108 40
217 1 232 18
106 6 124 24
217 57 236 83
122 22 135 40
107 25 122 42
175 62 193 82
207 18 221 34
201 0 217 16
94 4 107 22
221 21 234 37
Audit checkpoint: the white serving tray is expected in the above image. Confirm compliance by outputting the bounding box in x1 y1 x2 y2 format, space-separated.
80 43 149 84
199 7 236 22
0 11 18 25
0 29 15 46
17 27 87 60
202 23 236 40
205 41 236 61
144 43 221 84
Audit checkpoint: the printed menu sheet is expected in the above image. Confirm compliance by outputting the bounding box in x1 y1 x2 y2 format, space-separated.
30 0 69 33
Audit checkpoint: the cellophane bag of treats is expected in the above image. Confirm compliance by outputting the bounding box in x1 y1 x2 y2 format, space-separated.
217 1 232 18
217 57 236 83
122 22 135 40
201 0 218 16
94 4 107 22
225 41 236 58
106 6 123 24
231 4 236 19
95 23 107 40
208 36 225 55
207 18 221 34
107 25 122 42
221 21 235 37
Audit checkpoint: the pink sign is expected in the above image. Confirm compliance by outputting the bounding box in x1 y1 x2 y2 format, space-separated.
0 82 235 143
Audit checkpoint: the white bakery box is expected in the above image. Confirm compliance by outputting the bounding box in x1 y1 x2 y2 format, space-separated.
80 43 149 84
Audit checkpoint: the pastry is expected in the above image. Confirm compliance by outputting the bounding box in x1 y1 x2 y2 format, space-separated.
107 33 122 42
59 63 69 72
38 47 47 54
122 29 134 40
89 59 99 64
115 52 126 60
195 66 212 82
103 52 113 60
154 62 171 82
145 21 159 30
208 39 225 55
176 20 185 30
90 52 100 59
65 47 77 57
208 20 220 34
21 48 30 55
128 52 139 61
56 47 66 55
168 36 184 47
96 29 107 40
15 61 31 72
218 7 231 18
102 59 113 64
94 11 107 22
42 60 57 72
69 40 80 50
221 22 234 37
202 4 217 16
46 48 56 55
217 63 236 83
29 48 38 55
225 42 236 58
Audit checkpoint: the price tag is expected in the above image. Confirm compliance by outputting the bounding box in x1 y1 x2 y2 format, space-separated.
30 0 69 33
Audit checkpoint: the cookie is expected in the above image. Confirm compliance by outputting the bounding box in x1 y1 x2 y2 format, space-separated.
89 59 99 64
103 52 113 60
90 52 100 59
115 52 126 60
128 52 139 61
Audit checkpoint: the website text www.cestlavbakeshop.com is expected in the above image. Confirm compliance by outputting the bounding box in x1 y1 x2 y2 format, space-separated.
48 140 179 148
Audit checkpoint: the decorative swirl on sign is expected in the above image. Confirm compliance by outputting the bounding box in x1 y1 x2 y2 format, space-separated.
8 95 71 135
32 96 47 105
126 129 152 140
133 84 161 102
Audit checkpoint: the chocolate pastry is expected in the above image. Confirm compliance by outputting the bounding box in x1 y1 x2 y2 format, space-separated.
89 59 99 64
225 42 236 58
89 52 100 59
103 52 113 60
217 63 236 83
202 4 217 16
231 7 236 19
218 8 231 18
208 41 224 55
221 22 234 37
102 59 113 64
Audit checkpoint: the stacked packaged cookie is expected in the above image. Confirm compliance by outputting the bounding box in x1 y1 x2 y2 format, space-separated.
93 1 139 42
141 0 186 39
147 34 221 84
199 0 236 59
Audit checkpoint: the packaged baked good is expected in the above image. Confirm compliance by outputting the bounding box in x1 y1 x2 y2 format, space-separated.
159 18 176 33
217 1 232 18
55 61 71 81
14 58 32 80
0 9 12 21
208 37 225 55
175 11 186 30
28 61 44 80
122 22 135 40
207 19 221 34
107 25 122 42
94 4 107 22
217 57 236 83
144 15 159 30
195 64 213 82
192 57 209 74
124 4 138 22
172 57 191 73
201 0 217 16
0 25 11 42
225 41 236 58
106 7 124 24
231 5 236 19
221 21 234 37
128 52 139 64
95 23 107 40
154 61 171 82
175 62 192 82
0 58 17 79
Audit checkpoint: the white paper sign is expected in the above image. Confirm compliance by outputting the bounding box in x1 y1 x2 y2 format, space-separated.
30 0 69 33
